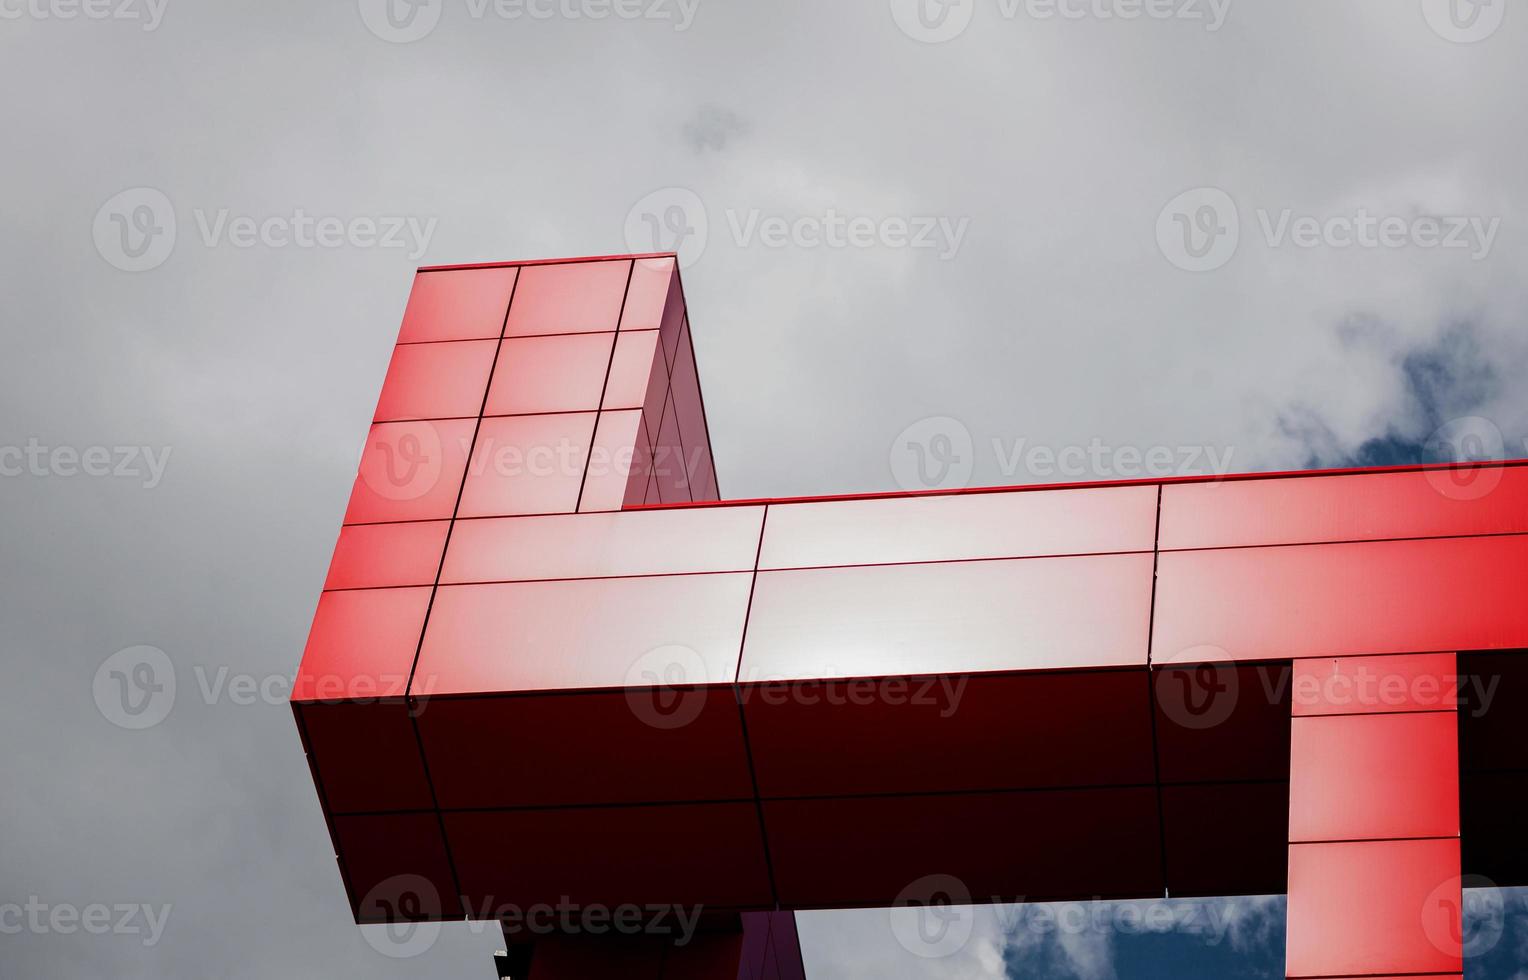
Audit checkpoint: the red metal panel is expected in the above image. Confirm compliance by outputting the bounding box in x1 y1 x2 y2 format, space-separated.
458 413 595 517
333 812 462 921
1292 652 1460 716
486 333 615 417
505 259 632 337
415 573 753 696
344 418 476 524
415 688 753 808
298 700 434 812
293 587 431 701
580 410 651 513
669 318 709 469
654 392 691 503
323 520 449 590
763 788 1163 908
740 554 1154 682
440 506 764 583
445 802 773 911
618 256 678 333
397 266 516 344
758 486 1157 570
602 329 663 411
374 339 497 422
1161 782 1287 897
1289 712 1459 842
1160 467 1528 550
1153 536 1528 662
1285 838 1461 977
512 939 666 980
740 668 1153 798
1152 662 1291 784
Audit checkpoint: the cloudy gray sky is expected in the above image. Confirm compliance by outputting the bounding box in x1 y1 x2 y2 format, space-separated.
2 0 1526 977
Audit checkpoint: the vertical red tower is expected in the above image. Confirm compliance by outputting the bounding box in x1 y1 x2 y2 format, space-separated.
295 253 1527 978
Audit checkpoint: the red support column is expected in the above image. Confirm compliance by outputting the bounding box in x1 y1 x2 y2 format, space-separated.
1285 653 1464 979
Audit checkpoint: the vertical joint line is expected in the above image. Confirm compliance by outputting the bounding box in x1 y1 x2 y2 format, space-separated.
574 261 637 513
1145 484 1170 896
733 505 779 906
399 272 524 909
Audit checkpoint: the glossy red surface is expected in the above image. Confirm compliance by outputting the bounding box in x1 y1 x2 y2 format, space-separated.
415 688 753 808
323 520 449 590
1292 652 1460 716
1289 711 1459 842
669 319 709 477
1285 838 1461 977
486 333 615 416
579 410 650 513
445 802 773 910
1153 535 1528 662
293 587 430 701
298 257 1526 972
504 259 632 337
741 554 1154 682
619 257 678 333
758 485 1156 569
415 573 753 695
397 267 516 344
343 418 475 524
373 339 497 422
653 392 691 503
440 506 764 583
458 413 594 517
1160 467 1528 549
602 329 663 411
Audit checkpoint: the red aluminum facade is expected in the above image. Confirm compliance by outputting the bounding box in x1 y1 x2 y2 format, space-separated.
294 254 1526 978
